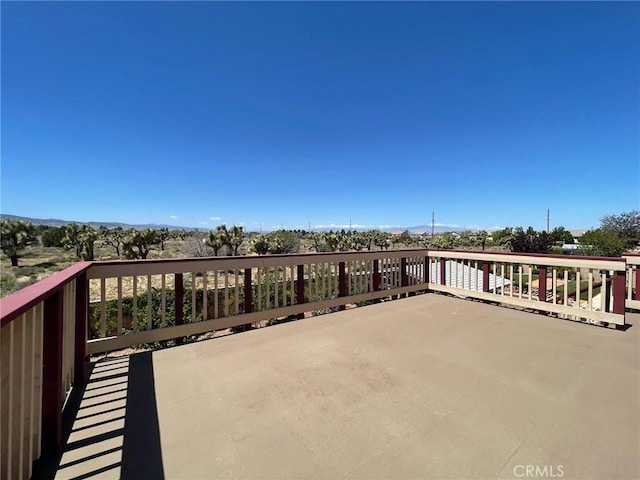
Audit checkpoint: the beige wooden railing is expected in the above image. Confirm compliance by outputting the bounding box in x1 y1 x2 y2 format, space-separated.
85 250 429 355
426 250 627 325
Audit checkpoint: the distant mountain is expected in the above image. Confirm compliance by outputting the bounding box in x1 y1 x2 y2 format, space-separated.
403 225 470 234
0 213 192 231
0 214 483 234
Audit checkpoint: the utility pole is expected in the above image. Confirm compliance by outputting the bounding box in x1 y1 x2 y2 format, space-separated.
431 211 435 237
547 209 550 233
349 219 352 232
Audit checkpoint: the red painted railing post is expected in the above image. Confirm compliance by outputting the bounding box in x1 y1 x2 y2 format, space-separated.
538 266 547 302
400 257 408 298
373 259 381 291
400 258 408 287
42 289 64 456
338 261 347 311
74 273 88 385
239 268 254 329
613 270 626 316
439 258 446 286
296 265 305 319
482 262 490 293
373 259 381 303
175 273 184 345
244 268 253 314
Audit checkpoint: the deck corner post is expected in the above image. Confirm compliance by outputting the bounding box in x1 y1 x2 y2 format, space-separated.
538 266 548 302
400 257 408 287
296 264 305 319
423 254 430 289
244 268 253 314
439 258 446 286
338 261 347 311
400 257 408 298
42 289 64 456
482 262 490 293
373 259 381 303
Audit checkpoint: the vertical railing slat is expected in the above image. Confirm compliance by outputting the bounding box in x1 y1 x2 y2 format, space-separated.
224 271 229 317
161 274 166 328
214 270 219 319
175 273 184 345
117 277 123 336
192 272 198 322
264 267 270 311
203 273 208 321
147 275 153 330
100 279 106 338
588 271 594 311
257 267 262 311
132 276 138 332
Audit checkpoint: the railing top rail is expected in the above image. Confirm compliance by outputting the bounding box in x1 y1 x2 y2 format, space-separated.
86 249 429 279
429 248 627 263
90 248 428 267
0 261 92 327
427 249 625 271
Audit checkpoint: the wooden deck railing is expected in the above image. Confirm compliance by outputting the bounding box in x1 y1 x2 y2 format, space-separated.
0 249 637 477
0 262 90 480
426 250 627 325
85 250 429 355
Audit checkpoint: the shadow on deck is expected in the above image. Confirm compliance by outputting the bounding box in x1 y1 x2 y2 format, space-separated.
35 294 640 480
34 352 164 480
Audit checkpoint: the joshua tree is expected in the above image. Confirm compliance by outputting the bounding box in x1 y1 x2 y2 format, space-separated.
205 225 228 256
228 225 245 255
157 227 171 251
99 226 126 257
63 223 84 258
476 230 490 251
373 231 392 250
79 225 98 261
1 219 38 267
249 234 271 255
122 228 158 259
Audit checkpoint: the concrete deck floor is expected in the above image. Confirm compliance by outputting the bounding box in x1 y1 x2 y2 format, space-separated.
41 294 639 480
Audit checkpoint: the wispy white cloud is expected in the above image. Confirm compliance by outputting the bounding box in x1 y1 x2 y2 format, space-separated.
209 216 221 221
169 215 178 219
200 221 208 225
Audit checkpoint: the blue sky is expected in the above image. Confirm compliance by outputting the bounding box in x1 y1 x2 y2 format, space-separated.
1 2 638 232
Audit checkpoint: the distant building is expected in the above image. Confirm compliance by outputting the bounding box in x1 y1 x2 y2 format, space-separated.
561 243 582 255
569 230 587 240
